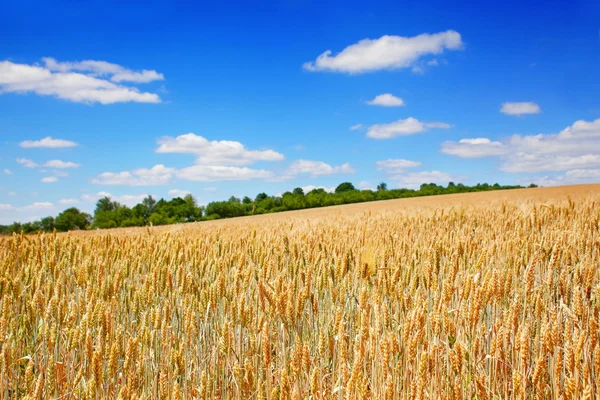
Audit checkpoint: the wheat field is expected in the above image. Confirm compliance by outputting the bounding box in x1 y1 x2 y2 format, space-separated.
1 185 599 399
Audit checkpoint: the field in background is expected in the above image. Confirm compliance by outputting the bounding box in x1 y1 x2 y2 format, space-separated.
1 184 600 399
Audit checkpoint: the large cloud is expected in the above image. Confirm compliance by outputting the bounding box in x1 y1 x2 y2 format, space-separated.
304 30 462 73
441 118 600 173
0 59 162 104
156 133 284 166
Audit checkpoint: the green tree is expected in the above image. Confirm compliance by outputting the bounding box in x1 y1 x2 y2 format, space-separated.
55 208 91 232
376 182 388 191
292 187 305 196
335 182 356 193
40 216 55 232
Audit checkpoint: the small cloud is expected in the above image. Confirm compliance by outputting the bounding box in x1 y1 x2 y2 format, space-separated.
349 124 364 131
366 94 405 107
59 198 79 205
19 137 78 148
23 202 54 210
204 187 217 191
280 159 355 180
367 117 451 139
16 158 39 168
500 102 541 116
0 204 14 210
7 192 16 196
3 169 12 175
41 176 58 183
300 185 336 193
92 164 174 186
44 160 80 168
168 189 191 198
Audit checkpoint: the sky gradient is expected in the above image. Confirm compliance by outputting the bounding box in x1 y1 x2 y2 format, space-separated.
1 0 599 224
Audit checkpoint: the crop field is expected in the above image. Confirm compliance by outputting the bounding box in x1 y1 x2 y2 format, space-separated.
1 184 599 399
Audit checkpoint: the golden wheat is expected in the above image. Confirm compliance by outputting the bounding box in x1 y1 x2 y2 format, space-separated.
0 192 599 399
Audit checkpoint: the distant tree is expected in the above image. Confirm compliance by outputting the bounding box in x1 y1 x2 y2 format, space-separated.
292 187 305 196
40 216 55 232
255 192 268 202
242 196 252 204
528 183 538 188
376 182 388 192
55 208 91 232
335 182 356 193
95 196 117 214
228 196 241 204
142 195 157 214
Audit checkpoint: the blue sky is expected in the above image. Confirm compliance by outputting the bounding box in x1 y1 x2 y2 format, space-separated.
1 0 599 224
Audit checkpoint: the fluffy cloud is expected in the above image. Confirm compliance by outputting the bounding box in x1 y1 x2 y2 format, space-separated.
59 198 80 205
168 189 191 198
42 57 164 83
156 133 284 166
367 117 451 139
19 136 78 148
349 124 364 131
376 159 421 172
300 185 336 193
3 169 12 175
500 102 541 116
522 169 600 187
44 160 80 168
283 160 355 178
92 164 175 186
23 202 54 210
366 94 405 107
304 30 462 73
441 138 505 158
441 118 600 173
41 176 58 183
16 158 39 168
0 59 162 104
177 166 274 182
0 204 13 210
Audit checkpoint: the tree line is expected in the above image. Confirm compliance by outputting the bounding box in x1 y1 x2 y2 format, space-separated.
0 181 534 234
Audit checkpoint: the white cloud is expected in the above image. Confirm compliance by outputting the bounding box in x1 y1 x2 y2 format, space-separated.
358 181 373 190
376 159 421 171
367 117 451 139
3 169 12 175
0 59 162 104
283 160 355 178
19 136 78 148
523 169 600 187
349 124 364 131
16 158 39 168
304 30 462 73
500 102 541 116
24 202 54 210
442 118 600 173
177 165 274 181
42 57 164 83
44 160 80 168
366 94 405 107
204 187 217 191
441 138 505 158
301 185 336 193
156 133 284 166
59 198 80 205
92 164 174 186
395 170 459 189
41 176 58 183
168 189 191 198
0 204 13 211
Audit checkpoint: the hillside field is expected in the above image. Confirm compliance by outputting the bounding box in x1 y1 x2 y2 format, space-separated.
1 184 600 399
